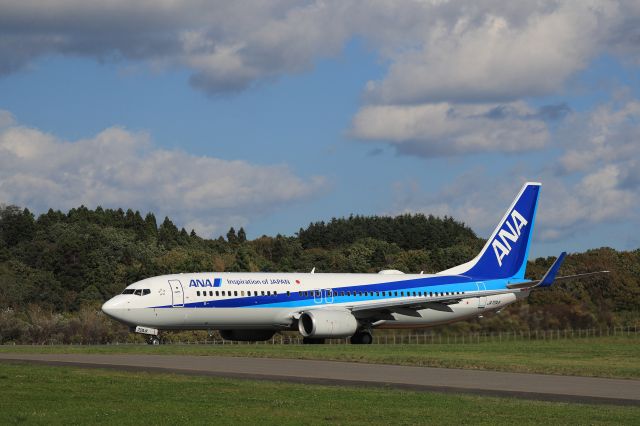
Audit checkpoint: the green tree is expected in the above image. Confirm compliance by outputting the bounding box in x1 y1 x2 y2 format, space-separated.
0 206 35 247
237 227 247 243
158 217 180 248
227 227 237 243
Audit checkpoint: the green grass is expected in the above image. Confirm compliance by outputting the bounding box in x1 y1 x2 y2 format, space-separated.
2 335 639 379
0 362 637 425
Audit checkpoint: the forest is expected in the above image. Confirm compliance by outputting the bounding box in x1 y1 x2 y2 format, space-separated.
0 204 638 344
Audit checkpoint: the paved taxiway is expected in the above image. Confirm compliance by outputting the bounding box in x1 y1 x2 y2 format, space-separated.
1 353 639 406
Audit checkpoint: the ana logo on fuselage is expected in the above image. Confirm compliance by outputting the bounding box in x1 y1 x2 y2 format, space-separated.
189 278 221 288
492 209 528 267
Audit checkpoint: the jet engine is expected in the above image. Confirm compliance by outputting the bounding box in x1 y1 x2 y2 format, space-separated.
298 309 358 338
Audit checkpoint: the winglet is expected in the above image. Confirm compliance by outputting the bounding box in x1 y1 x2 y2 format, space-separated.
535 252 566 288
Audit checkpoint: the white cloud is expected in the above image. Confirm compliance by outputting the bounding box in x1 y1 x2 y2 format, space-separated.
557 100 640 173
0 0 353 94
0 110 15 128
0 111 326 236
1 0 639 99
364 2 617 105
390 171 528 238
348 1 640 159
351 102 549 157
389 99 640 243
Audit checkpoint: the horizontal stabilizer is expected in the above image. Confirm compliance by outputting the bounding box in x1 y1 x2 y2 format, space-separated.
507 252 609 289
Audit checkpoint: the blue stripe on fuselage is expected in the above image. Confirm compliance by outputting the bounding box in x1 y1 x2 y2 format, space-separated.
152 275 520 309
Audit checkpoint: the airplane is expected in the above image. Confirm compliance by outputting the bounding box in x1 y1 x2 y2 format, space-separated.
102 182 608 344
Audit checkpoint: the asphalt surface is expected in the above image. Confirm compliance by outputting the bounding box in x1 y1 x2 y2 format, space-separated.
1 353 639 406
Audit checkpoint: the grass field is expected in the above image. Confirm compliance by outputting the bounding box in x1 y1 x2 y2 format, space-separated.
2 335 639 379
0 362 638 425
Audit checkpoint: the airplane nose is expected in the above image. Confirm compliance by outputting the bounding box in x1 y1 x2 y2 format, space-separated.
102 296 129 323
101 298 117 318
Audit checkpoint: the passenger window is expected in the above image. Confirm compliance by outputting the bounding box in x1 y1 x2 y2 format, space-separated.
261 291 265 296
274 291 277 296
222 291 226 296
241 291 245 296
233 291 237 296
287 291 290 297
197 291 200 296
267 291 271 296
215 291 219 296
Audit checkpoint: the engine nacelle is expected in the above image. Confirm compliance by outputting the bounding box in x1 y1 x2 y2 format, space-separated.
298 309 358 338
219 330 275 341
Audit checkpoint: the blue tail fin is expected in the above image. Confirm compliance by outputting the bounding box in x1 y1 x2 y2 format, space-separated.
439 182 541 280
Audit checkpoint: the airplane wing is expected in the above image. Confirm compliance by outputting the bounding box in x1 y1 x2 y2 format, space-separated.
348 288 515 314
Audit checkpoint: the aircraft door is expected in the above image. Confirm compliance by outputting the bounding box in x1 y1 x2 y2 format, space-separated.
169 279 184 307
476 282 487 309
324 289 334 304
313 289 322 304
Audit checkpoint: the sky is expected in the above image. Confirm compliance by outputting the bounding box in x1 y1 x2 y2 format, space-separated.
1 0 639 259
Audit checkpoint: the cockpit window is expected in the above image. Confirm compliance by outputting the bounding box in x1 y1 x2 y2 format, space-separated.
143 289 151 295
122 289 135 295
134 289 143 296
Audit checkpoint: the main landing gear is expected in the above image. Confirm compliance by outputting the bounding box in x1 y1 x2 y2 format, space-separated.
146 335 161 345
302 337 326 344
350 330 373 344
301 331 374 344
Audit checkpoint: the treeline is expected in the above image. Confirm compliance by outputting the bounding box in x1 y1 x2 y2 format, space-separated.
0 204 638 343
297 214 479 250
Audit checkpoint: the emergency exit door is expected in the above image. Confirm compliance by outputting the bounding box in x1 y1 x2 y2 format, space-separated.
168 280 184 307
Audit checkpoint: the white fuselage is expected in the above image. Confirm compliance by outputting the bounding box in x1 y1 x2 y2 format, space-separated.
102 272 525 331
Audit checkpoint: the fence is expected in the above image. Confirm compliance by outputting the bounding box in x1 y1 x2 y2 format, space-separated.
99 325 639 346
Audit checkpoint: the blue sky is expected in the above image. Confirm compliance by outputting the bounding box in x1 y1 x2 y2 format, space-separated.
1 1 639 260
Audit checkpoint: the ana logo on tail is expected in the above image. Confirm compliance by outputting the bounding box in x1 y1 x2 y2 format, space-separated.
492 209 528 267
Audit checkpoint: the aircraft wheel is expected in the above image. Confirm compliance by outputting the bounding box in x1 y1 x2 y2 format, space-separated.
147 336 161 345
350 331 373 344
